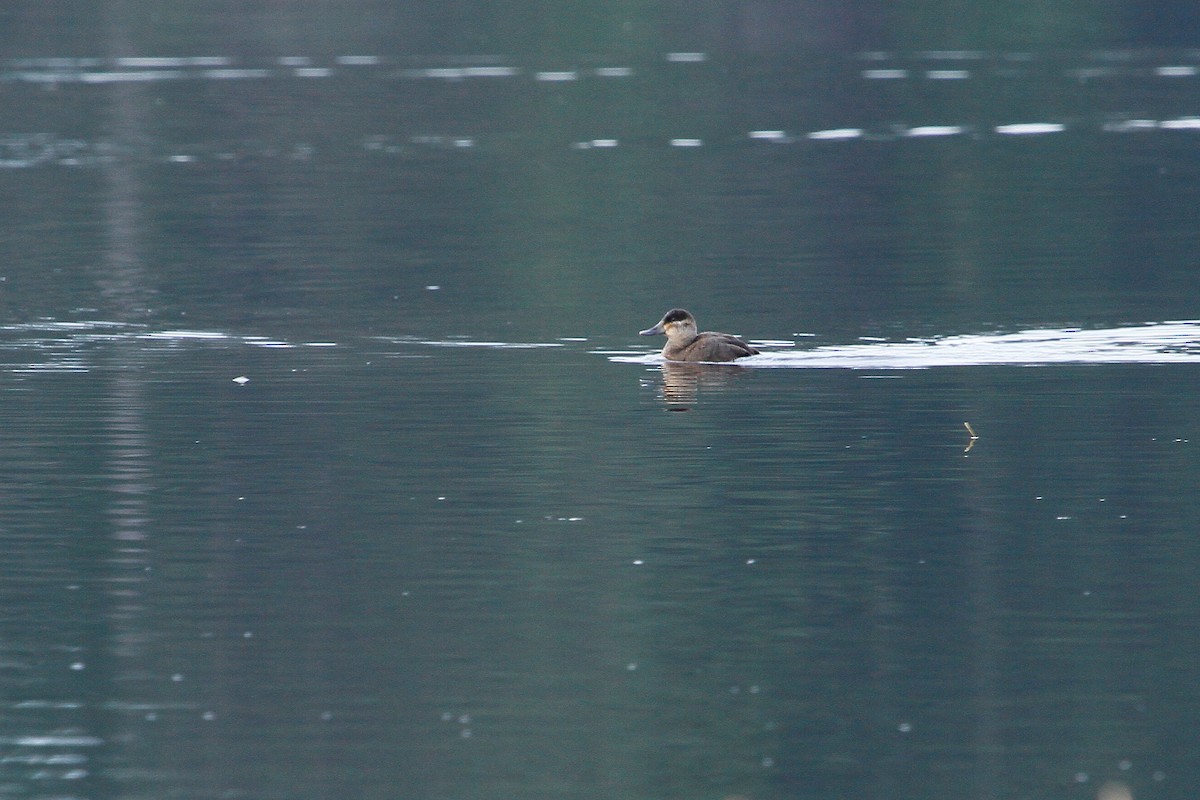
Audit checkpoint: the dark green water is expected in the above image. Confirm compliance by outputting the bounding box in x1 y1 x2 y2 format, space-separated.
3 18 1200 800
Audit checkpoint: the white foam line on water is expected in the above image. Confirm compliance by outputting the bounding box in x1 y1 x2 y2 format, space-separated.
242 336 293 348
919 50 986 60
611 322 1200 368
995 122 1066 135
464 66 518 77
905 125 966 137
749 130 790 142
115 56 230 68
0 735 104 746
1160 117 1200 129
202 68 271 80
4 320 137 331
141 330 231 340
807 128 863 140
10 366 91 374
418 340 563 349
1103 119 1158 132
81 70 184 83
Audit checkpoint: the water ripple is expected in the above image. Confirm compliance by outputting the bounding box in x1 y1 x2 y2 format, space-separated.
612 321 1200 369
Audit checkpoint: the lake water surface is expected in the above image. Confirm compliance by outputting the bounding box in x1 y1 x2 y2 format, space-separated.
2 36 1200 800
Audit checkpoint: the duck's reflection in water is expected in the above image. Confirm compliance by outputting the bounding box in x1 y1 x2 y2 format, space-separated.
653 360 754 410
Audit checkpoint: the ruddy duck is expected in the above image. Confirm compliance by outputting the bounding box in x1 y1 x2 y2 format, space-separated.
639 308 759 362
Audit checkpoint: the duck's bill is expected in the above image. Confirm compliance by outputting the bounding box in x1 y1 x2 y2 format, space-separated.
639 323 665 336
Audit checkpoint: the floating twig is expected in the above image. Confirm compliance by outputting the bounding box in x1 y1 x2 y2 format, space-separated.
963 421 980 453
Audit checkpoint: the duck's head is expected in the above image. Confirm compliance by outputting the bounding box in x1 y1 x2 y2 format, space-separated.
639 308 698 342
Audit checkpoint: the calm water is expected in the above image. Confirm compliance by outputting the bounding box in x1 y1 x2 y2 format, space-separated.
3 24 1200 800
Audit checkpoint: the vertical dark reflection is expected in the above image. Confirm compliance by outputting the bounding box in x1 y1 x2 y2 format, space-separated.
964 482 1003 800
94 0 160 789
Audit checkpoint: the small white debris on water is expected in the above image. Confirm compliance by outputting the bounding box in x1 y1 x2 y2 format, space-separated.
425 285 441 290
232 375 249 384
669 138 703 147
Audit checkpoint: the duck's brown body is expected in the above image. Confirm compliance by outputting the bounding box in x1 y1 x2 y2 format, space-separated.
639 308 759 362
